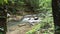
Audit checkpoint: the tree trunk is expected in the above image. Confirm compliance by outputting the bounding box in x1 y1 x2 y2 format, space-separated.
52 0 60 34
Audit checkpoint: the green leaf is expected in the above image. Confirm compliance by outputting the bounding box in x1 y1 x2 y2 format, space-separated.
4 0 8 4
